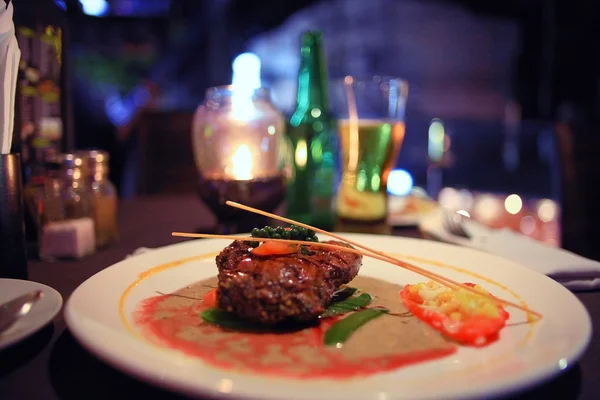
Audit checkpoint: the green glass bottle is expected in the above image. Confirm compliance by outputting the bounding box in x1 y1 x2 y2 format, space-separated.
286 31 338 230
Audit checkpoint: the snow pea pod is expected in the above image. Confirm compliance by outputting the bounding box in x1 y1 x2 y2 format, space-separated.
324 308 389 346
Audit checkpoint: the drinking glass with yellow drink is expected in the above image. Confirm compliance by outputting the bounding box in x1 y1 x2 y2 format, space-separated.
331 76 409 223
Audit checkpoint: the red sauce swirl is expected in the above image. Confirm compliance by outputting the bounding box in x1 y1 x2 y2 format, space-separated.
135 293 456 379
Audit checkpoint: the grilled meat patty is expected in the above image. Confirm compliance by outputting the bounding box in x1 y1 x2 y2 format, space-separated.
215 240 363 325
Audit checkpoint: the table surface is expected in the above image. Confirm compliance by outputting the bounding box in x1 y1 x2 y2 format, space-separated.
0 194 598 400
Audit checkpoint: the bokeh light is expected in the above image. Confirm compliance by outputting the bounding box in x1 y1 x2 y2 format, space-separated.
474 194 501 223
438 187 460 210
232 53 262 93
520 215 536 235
537 199 557 222
458 189 474 210
79 0 109 16
387 169 414 196
428 119 445 163
504 194 523 215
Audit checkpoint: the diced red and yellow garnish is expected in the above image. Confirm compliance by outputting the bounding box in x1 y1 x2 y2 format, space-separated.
400 281 510 347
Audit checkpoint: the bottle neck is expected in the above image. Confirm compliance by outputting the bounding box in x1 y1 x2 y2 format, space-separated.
294 34 330 116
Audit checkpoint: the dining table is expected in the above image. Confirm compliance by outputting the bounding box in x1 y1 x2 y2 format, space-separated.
0 194 598 400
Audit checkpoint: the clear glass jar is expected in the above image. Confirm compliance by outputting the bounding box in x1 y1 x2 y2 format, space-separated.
192 86 287 181
39 153 96 260
79 150 118 248
191 86 288 233
59 153 95 219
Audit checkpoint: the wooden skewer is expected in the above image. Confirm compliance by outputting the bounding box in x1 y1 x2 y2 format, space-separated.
224 201 542 320
171 230 542 320
171 232 461 291
172 232 380 256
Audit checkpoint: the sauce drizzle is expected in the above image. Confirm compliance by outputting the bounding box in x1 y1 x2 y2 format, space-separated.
134 292 456 379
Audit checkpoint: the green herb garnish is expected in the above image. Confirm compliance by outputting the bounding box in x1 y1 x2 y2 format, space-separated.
322 293 372 317
251 225 318 243
323 308 389 346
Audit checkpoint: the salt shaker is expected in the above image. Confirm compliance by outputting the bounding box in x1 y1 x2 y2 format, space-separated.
79 150 118 248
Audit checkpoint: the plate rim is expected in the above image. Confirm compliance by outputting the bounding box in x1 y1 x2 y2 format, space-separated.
0 278 63 350
64 234 593 400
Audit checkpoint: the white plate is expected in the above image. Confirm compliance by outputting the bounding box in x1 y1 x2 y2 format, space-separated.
0 278 63 350
65 234 592 400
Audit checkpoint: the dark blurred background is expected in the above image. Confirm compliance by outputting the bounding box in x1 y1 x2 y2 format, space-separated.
14 0 600 257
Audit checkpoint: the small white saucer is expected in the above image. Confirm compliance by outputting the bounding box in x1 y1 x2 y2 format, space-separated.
0 278 63 350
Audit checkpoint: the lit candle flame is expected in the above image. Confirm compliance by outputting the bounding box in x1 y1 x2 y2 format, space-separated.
232 144 253 180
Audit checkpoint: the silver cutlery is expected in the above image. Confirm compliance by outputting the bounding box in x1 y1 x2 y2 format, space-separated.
442 211 471 239
0 290 43 334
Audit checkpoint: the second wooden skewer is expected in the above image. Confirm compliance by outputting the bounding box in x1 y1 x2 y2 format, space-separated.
171 231 542 320
224 200 542 320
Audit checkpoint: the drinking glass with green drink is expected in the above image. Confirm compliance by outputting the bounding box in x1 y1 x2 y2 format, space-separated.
331 76 409 223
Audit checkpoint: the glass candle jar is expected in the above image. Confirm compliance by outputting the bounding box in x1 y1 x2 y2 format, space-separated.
191 86 288 233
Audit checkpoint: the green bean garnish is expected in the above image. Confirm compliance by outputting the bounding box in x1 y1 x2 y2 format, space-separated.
322 293 372 317
324 308 389 346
